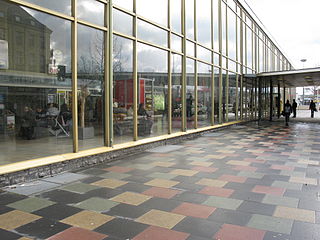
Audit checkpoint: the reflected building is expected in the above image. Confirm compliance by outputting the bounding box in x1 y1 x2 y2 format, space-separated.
0 0 294 182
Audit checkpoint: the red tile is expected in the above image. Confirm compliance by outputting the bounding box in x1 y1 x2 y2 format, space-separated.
199 186 234 197
48 227 107 240
214 224 265 240
232 165 257 172
133 226 189 240
172 202 216 219
270 165 294 171
142 187 181 199
104 166 133 173
244 158 266 163
191 166 218 173
252 185 285 196
218 175 247 183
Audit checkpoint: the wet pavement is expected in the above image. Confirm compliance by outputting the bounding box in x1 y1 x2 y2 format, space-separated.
0 121 320 240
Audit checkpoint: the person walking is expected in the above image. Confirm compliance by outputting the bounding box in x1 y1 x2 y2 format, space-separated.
309 100 316 118
284 100 292 126
292 99 297 118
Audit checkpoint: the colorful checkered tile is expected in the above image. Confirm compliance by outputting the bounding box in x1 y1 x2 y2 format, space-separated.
1 121 320 239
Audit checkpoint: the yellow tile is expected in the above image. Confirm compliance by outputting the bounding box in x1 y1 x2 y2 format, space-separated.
110 192 152 206
274 206 315 223
204 155 225 159
0 210 40 230
145 179 179 188
290 177 318 186
91 179 128 189
226 160 250 166
190 161 213 167
136 209 185 229
196 178 227 187
297 160 319 165
152 162 175 167
170 169 198 176
61 210 114 230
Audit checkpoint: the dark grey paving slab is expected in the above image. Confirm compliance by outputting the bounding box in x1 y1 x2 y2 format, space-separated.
237 201 276 216
42 172 88 184
173 216 222 239
139 197 181 212
291 221 320 240
208 208 252 226
4 181 60 196
263 231 291 240
230 191 265 203
172 192 209 204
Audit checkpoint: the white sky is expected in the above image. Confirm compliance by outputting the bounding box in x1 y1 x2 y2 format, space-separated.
244 0 320 69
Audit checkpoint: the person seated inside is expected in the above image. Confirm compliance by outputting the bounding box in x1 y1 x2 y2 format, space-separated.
35 106 47 127
46 103 60 117
138 103 150 118
20 106 35 140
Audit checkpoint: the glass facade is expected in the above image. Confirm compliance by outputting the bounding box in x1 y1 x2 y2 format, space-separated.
0 0 293 166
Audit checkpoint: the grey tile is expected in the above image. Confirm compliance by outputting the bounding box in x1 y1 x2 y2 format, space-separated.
263 231 291 240
230 191 265 203
237 201 276 216
42 172 88 184
4 181 60 196
291 221 320 240
208 208 252 226
247 214 293 235
172 192 208 204
298 199 320 211
173 216 222 239
203 196 243 210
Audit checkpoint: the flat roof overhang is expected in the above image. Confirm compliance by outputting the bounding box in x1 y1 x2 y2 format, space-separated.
257 68 320 87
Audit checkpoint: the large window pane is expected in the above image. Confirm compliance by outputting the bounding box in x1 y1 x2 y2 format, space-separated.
78 0 105 26
172 54 182 132
228 73 237 121
186 0 194 39
197 62 211 127
138 20 167 47
213 0 219 51
221 3 226 55
137 43 168 138
222 70 227 122
77 25 104 150
113 36 133 144
0 3 72 165
137 0 167 26
228 8 236 61
186 58 195 129
197 0 211 47
114 0 133 11
197 46 211 63
214 67 219 124
113 9 133 36
171 0 181 33
21 0 71 15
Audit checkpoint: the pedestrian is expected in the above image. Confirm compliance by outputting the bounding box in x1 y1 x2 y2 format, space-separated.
309 100 316 118
292 99 297 118
284 100 292 126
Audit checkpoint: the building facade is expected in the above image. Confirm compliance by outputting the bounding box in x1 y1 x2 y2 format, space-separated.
0 0 292 170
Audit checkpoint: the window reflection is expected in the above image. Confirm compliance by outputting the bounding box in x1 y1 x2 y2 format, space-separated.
172 54 182 132
22 0 71 15
197 0 211 47
114 0 133 11
113 9 133 36
138 20 167 47
0 2 72 164
186 0 194 39
228 73 237 122
113 36 133 144
137 43 168 138
171 0 181 33
78 0 105 26
77 24 104 150
137 0 167 26
186 58 195 129
197 62 211 127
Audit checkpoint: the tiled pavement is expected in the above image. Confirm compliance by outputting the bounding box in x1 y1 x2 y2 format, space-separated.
1 121 320 240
